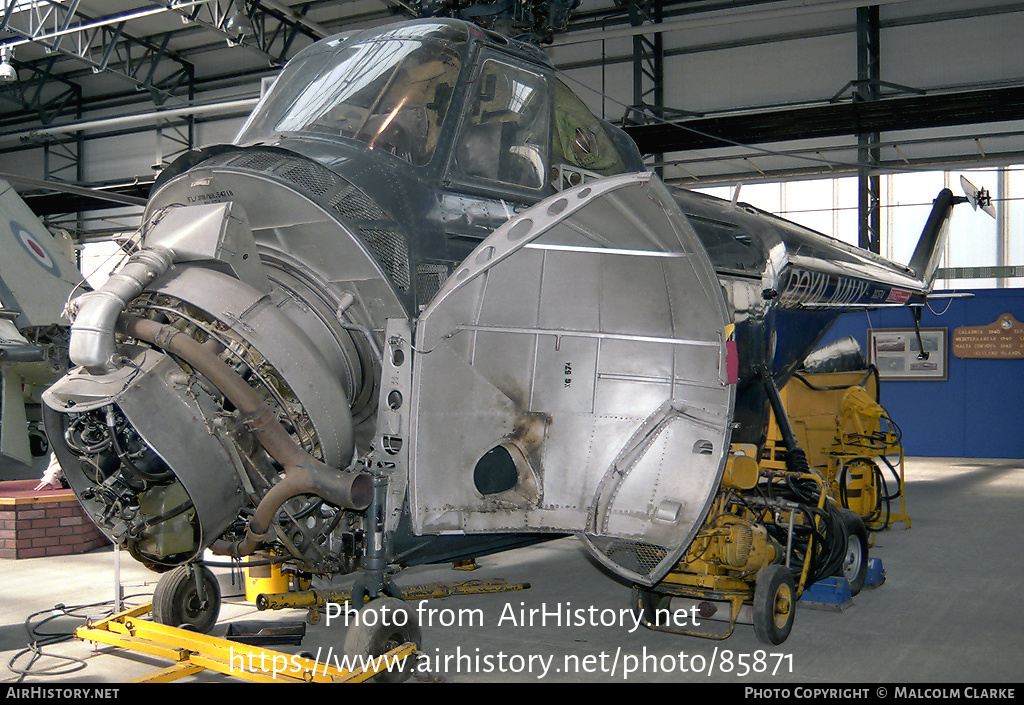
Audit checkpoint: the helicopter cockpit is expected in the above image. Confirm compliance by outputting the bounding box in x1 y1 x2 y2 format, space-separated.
234 19 643 194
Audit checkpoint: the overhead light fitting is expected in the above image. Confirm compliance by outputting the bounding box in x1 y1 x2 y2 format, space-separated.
0 46 18 83
224 4 253 42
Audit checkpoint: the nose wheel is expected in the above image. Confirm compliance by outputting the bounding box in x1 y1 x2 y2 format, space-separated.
151 563 222 634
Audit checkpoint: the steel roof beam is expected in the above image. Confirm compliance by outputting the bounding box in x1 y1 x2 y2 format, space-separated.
152 0 324 66
0 1 198 103
623 85 1024 154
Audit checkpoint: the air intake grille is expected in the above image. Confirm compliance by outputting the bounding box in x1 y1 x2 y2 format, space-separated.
416 263 450 305
228 152 284 172
281 162 336 197
332 187 388 222
361 229 411 293
588 536 668 580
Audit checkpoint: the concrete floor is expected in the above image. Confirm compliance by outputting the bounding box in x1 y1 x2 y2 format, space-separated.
1 456 1021 684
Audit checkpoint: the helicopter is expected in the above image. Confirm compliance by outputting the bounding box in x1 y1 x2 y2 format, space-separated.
37 18 968 655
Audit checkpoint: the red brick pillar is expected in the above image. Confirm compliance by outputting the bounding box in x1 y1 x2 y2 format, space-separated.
0 481 110 559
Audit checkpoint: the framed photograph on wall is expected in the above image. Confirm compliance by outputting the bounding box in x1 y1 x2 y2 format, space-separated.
868 327 948 381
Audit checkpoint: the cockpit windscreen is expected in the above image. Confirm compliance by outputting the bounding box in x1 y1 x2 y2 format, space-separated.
235 23 466 166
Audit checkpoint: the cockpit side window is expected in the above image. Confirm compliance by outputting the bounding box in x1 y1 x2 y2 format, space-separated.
551 79 628 177
452 59 548 190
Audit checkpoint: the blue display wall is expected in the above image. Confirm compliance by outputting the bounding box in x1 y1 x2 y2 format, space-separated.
816 288 1024 459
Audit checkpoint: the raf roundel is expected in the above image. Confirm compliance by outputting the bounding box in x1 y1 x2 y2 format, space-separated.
11 220 61 277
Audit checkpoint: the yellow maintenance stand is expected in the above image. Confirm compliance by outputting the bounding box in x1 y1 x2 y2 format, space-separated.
634 443 826 645
633 362 907 646
75 603 416 683
763 368 911 533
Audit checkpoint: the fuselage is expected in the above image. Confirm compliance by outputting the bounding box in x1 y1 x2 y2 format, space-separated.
42 18 943 581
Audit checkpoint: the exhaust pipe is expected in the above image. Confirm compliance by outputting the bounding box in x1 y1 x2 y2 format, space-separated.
69 248 173 373
117 314 373 558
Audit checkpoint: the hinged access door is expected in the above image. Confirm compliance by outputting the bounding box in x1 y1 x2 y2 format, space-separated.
408 173 736 585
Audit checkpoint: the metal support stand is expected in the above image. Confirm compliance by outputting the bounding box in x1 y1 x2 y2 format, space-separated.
112 543 149 614
114 543 123 614
910 305 929 360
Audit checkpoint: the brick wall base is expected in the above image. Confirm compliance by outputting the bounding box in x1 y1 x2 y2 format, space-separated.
0 480 110 559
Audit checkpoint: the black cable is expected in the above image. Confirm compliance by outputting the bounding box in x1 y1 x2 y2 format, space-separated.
105 407 173 483
872 463 892 531
812 504 850 584
877 454 904 500
6 594 151 682
791 368 875 392
7 606 90 681
754 471 851 585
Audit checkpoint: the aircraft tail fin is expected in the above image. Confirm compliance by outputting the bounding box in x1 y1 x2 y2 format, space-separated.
906 188 963 292
0 179 83 329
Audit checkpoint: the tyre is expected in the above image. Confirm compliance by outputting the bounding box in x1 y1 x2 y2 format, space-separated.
29 433 48 457
151 564 221 634
752 564 796 645
342 597 421 683
836 508 869 596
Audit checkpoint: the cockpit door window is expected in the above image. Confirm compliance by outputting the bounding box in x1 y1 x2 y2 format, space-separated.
452 59 549 190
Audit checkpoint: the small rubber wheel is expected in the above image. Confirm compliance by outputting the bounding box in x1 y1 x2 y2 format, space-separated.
151 564 221 634
752 564 796 645
342 597 421 683
29 433 49 457
836 508 869 596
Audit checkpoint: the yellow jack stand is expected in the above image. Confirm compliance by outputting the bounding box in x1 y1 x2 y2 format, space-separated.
75 604 415 683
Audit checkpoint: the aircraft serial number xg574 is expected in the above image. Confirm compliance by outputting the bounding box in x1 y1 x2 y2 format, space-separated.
42 18 965 650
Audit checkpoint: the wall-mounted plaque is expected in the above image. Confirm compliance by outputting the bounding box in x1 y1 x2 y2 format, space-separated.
952 313 1024 359
868 327 947 381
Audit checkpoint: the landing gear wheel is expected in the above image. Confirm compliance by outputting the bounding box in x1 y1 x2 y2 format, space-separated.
152 564 221 634
837 508 869 596
752 564 796 645
29 433 48 457
342 597 421 683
